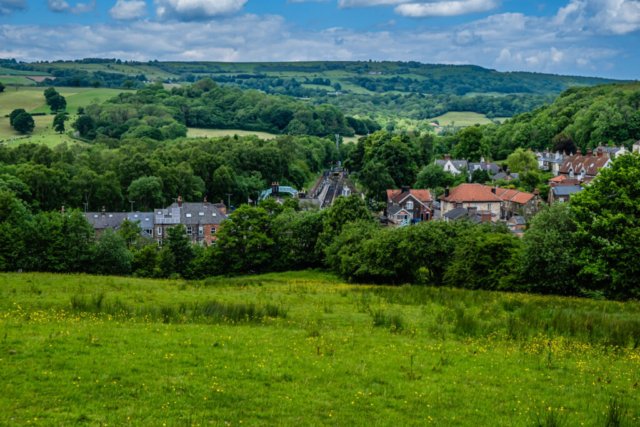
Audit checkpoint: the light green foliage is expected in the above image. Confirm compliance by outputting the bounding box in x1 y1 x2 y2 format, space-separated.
452 126 489 162
414 164 453 189
571 153 640 299
507 148 539 173
317 194 373 252
117 219 143 249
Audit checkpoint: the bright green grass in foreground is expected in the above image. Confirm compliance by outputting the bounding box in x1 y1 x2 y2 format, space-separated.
1 272 639 426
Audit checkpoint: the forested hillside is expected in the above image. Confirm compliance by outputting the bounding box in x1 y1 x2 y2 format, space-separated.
2 58 627 127
481 83 640 159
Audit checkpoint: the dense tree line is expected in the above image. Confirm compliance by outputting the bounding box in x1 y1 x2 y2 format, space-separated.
72 79 378 140
2 153 638 300
0 132 338 212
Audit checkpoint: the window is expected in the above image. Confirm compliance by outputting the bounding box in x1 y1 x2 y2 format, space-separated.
211 227 217 234
157 227 162 236
488 204 492 210
158 240 162 247
157 211 162 215
199 212 204 216
212 213 217 217
145 229 153 237
145 218 150 222
134 214 139 218
186 226 193 235
406 201 413 210
198 226 204 235
108 214 113 218
186 213 192 218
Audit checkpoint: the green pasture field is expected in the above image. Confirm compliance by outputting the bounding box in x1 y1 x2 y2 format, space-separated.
0 87 126 116
0 115 79 147
0 76 37 87
0 67 51 76
187 128 278 140
428 112 499 127
1 271 639 426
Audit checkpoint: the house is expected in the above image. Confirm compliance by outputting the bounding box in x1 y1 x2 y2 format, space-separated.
126 212 155 239
558 147 612 179
442 206 494 224
600 143 629 158
155 196 227 245
549 184 583 205
385 187 433 226
468 158 501 176
634 140 640 154
491 167 519 182
536 149 564 175
84 208 127 237
434 154 468 175
488 186 541 219
507 215 527 238
439 184 502 221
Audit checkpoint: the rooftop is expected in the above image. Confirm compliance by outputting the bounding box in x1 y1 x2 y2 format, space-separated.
439 184 502 203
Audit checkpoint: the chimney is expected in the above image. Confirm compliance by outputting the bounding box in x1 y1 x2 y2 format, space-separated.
444 154 451 161
177 196 183 208
551 183 556 188
491 186 496 194
219 200 226 215
577 147 581 156
587 148 592 156
487 158 491 165
480 157 485 163
101 206 106 217
613 144 617 148
468 206 478 216
401 185 410 194
534 188 540 196
203 196 207 207
606 143 609 147
597 146 603 158
445 186 450 198
563 150 566 156
506 166 511 176
61 206 66 215
481 211 492 223
535 149 539 154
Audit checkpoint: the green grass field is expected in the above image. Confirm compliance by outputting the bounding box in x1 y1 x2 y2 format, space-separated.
429 112 501 127
1 272 639 426
1 87 126 116
0 115 79 147
187 128 278 140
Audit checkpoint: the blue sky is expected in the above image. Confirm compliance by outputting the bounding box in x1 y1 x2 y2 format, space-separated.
1 0 639 79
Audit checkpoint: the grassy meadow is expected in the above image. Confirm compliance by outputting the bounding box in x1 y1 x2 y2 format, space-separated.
1 271 639 426
187 128 278 140
0 115 78 147
428 112 500 127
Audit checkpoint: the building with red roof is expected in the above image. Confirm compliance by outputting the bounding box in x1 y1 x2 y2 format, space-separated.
385 186 433 227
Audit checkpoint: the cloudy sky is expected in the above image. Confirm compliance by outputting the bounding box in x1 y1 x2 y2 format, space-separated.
1 0 639 79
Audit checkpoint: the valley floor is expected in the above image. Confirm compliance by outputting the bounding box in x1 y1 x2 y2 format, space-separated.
1 272 639 426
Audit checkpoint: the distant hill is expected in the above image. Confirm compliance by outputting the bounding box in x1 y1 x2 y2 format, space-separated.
0 58 625 96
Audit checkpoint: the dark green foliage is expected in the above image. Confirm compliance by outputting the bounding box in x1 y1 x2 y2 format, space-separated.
520 203 581 295
53 112 69 134
12 112 35 134
127 176 163 211
317 194 373 252
452 126 489 162
470 168 490 184
93 229 133 276
360 162 395 202
0 81 5 92
72 115 95 137
9 108 26 126
166 224 194 278
47 94 67 112
131 244 159 278
571 152 640 300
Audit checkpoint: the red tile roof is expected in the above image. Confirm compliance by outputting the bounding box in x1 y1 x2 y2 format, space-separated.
559 154 611 176
387 189 432 203
483 185 536 205
548 175 567 183
439 184 502 203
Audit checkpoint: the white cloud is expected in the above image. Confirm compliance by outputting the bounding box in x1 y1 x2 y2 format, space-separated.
109 0 148 20
338 0 407 6
47 0 70 13
0 0 27 15
395 0 498 17
70 0 97 14
46 0 97 14
154 0 248 20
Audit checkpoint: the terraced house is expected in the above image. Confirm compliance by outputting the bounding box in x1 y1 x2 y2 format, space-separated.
155 197 226 246
385 187 433 226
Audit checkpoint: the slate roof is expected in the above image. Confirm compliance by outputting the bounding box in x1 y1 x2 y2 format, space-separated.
388 206 410 216
491 172 519 181
127 212 154 228
435 159 468 171
166 202 227 225
85 212 127 230
443 207 471 220
468 161 501 175
600 145 624 155
387 189 432 203
552 185 583 196
537 151 564 164
439 184 502 203
635 140 640 146
509 215 527 225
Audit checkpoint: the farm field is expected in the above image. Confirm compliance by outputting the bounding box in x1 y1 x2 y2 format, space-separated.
428 112 501 127
0 115 78 147
1 87 126 116
0 76 37 87
187 128 278 140
1 271 639 426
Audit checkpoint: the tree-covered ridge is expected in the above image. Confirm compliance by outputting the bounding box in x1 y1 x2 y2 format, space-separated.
0 131 338 213
483 83 640 159
77 80 379 140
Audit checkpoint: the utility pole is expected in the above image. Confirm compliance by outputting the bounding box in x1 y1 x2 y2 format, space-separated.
226 193 233 210
129 200 135 213
83 202 88 213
